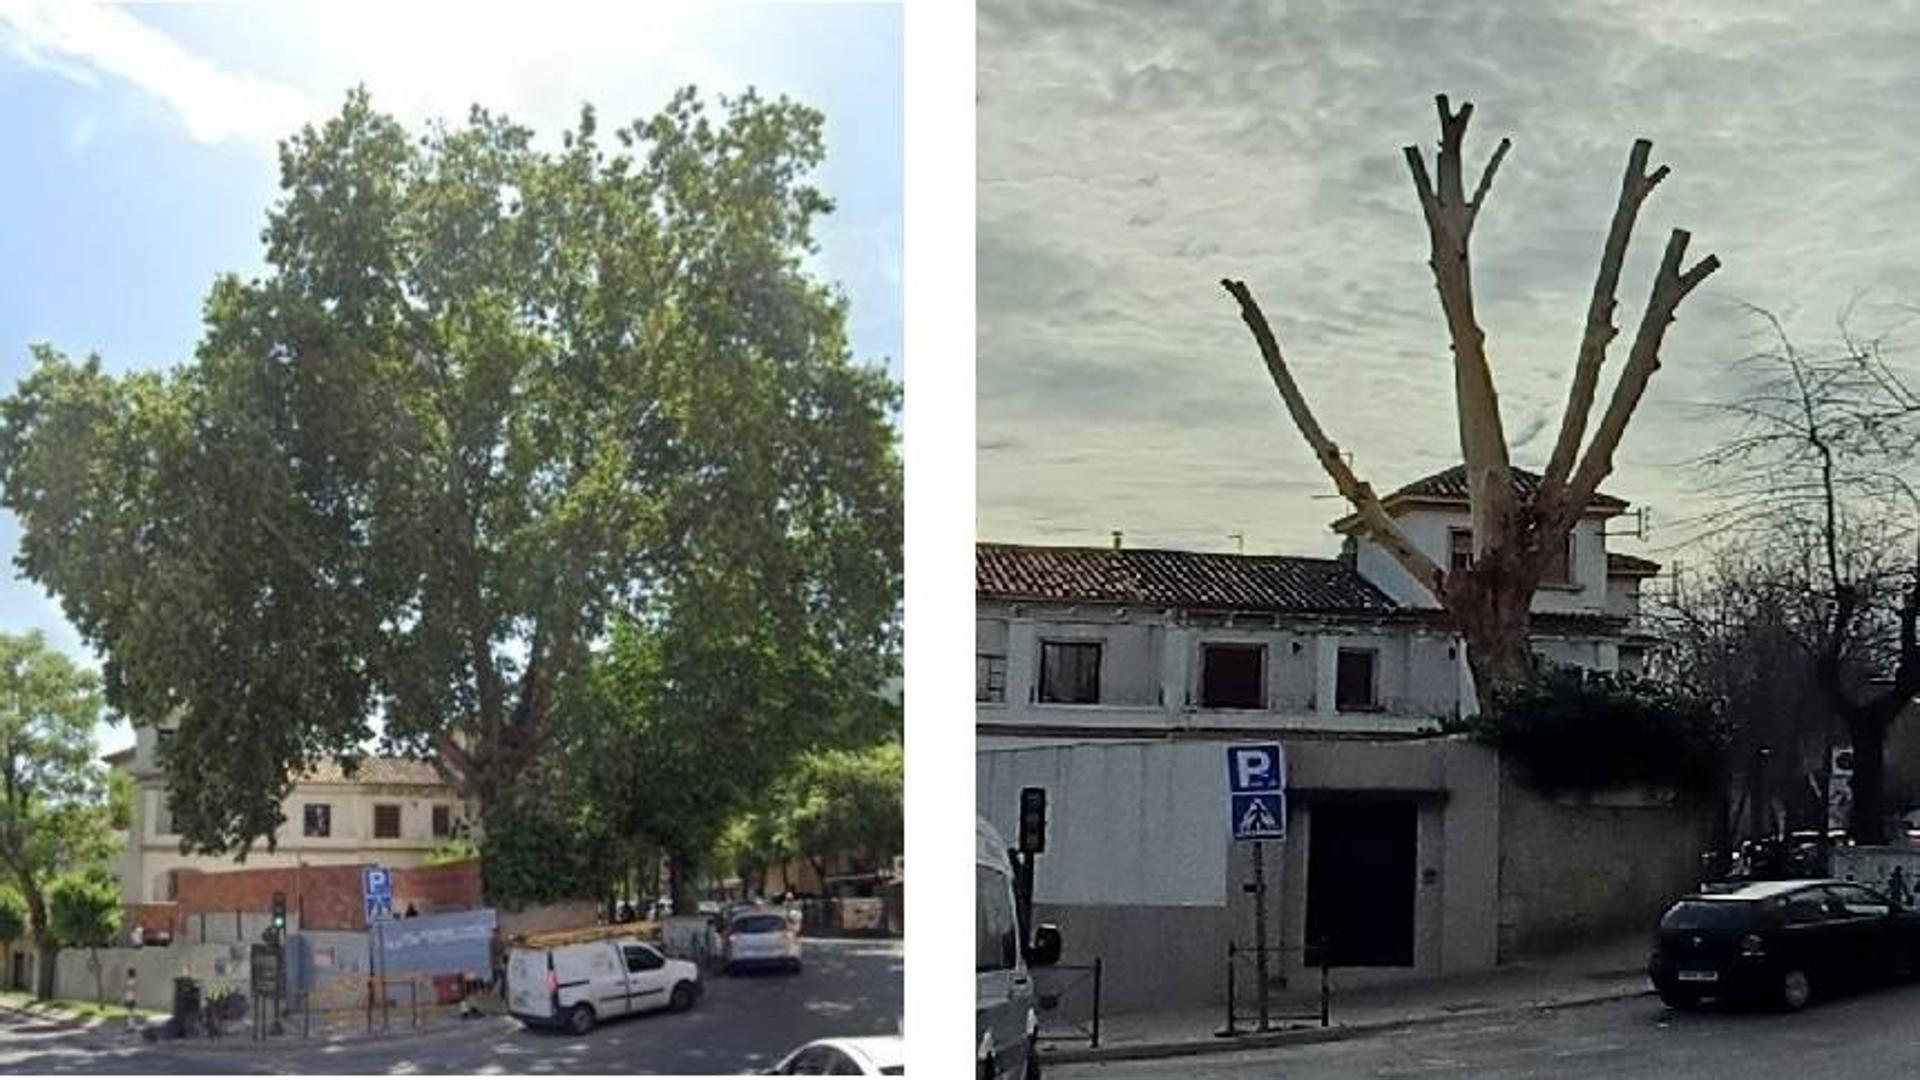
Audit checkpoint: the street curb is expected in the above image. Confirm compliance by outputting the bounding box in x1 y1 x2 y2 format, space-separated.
126 1013 520 1054
0 1000 135 1036
1040 986 1656 1065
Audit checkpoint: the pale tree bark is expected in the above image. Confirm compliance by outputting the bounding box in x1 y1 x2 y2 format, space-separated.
1225 95 1718 711
1404 95 1515 552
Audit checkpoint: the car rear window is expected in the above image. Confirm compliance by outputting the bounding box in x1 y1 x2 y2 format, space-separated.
1660 901 1751 930
733 914 788 934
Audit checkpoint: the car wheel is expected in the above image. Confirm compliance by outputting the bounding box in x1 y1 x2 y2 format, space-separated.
565 1003 595 1035
1657 986 1700 1010
1777 968 1812 1011
669 982 696 1012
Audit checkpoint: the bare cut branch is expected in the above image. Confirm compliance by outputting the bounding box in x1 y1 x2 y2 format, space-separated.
1564 227 1722 519
1404 94 1515 550
1222 278 1447 599
1540 139 1670 506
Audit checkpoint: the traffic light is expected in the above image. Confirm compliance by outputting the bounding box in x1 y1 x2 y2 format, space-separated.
271 891 287 932
1018 787 1047 854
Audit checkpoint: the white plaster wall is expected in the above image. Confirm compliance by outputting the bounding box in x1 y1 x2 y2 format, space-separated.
977 741 1227 907
1350 507 1612 615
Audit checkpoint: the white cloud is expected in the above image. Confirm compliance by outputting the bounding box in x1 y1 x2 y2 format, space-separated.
978 0 1920 565
0 0 314 144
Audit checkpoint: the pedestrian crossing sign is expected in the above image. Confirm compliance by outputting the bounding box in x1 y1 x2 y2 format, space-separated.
1232 792 1286 840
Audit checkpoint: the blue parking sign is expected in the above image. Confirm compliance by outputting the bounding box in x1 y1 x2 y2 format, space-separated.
1227 744 1286 840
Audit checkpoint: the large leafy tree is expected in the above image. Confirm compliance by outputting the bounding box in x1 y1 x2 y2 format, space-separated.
48 870 122 1004
0 632 116 999
0 86 899 854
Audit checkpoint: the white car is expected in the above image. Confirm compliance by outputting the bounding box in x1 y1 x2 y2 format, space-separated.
506 933 701 1034
724 908 803 974
763 1036 905 1075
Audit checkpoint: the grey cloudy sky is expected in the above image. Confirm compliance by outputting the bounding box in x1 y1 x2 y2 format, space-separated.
977 0 1920 566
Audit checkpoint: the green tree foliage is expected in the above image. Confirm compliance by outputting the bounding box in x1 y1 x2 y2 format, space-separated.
47 870 121 1003
0 888 26 945
579 615 900 909
1449 666 1728 796
784 740 903 886
0 632 115 998
0 86 900 857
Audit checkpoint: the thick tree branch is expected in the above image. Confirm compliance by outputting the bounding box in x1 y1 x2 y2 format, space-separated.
1563 227 1721 518
1405 94 1515 552
1222 279 1447 600
1540 139 1668 507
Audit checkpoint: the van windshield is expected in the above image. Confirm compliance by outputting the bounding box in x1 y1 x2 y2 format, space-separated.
977 866 1018 972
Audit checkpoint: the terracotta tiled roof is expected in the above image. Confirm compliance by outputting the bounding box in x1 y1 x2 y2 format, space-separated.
1607 552 1662 576
298 756 454 787
977 543 1398 614
1381 464 1629 510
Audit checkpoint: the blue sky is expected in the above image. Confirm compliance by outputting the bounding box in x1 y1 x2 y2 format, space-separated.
0 1 902 753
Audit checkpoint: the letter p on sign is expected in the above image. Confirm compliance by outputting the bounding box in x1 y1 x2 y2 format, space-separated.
1228 743 1283 793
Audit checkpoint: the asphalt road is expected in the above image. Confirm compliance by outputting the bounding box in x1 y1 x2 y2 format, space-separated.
0 937 903 1075
1057 977 1920 1080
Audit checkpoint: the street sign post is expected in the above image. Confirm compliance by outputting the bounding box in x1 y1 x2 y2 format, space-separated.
1226 743 1286 1032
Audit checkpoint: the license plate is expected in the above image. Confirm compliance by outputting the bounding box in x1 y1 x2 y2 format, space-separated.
1677 970 1719 983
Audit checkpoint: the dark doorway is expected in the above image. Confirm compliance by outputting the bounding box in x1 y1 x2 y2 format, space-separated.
1305 800 1417 967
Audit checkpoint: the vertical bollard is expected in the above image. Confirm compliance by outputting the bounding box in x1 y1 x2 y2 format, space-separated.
1320 961 1330 1026
1091 957 1102 1049
1216 943 1238 1037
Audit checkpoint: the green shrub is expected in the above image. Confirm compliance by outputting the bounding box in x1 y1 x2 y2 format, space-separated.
1446 666 1728 796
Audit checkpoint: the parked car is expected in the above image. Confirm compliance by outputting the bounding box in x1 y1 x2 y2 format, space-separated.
977 817 1060 1080
763 1036 906 1075
724 908 803 974
1648 878 1920 1011
506 930 701 1034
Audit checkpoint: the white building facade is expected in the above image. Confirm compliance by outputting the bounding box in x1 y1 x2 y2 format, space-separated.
976 467 1682 1012
107 722 476 908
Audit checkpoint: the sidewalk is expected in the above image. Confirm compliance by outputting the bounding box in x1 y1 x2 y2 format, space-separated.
1044 933 1654 1065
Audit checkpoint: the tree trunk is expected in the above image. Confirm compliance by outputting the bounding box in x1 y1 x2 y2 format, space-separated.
1848 711 1891 844
90 948 102 1005
1450 558 1539 713
21 883 54 1001
32 934 55 1001
668 853 694 916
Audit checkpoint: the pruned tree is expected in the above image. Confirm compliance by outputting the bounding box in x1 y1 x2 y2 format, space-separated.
1696 308 1920 843
1224 95 1719 707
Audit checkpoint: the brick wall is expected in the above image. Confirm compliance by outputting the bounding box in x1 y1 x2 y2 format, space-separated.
172 860 483 931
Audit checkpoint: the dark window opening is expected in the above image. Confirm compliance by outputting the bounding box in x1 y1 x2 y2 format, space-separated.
431 805 452 839
1201 644 1265 709
976 654 1008 703
1336 649 1377 711
303 803 332 838
1039 641 1101 704
1449 529 1474 573
373 804 401 839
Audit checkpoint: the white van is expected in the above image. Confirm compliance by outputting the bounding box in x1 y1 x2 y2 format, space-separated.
506 928 702 1035
977 817 1061 1080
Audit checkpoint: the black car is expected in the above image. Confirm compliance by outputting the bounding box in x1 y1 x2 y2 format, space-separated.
1649 879 1920 1010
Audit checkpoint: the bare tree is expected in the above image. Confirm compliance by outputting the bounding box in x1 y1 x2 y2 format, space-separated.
1225 95 1719 709
1646 546 1844 845
1697 309 1920 843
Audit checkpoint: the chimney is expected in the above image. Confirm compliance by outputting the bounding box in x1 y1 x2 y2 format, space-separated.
1111 530 1123 550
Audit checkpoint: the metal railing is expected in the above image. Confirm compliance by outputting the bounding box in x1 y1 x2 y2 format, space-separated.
1033 958 1102 1049
1216 942 1329 1036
